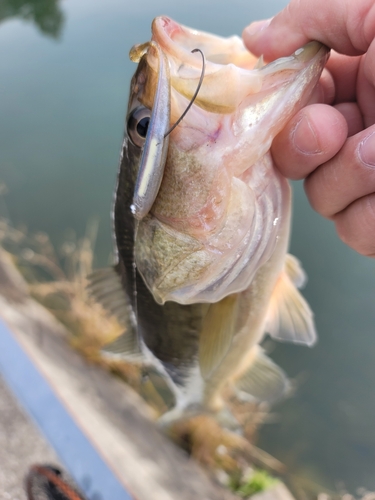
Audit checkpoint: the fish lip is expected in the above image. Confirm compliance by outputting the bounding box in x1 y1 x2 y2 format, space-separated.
151 16 329 73
151 16 209 70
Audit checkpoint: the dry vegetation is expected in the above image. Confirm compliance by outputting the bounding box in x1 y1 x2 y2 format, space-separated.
0 216 162 408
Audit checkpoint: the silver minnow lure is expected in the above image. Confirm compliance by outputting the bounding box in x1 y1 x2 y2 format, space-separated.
131 42 170 220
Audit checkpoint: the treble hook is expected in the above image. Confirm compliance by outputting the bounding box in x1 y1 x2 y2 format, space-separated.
164 48 206 138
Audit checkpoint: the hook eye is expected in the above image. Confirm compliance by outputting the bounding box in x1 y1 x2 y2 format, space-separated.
127 106 151 148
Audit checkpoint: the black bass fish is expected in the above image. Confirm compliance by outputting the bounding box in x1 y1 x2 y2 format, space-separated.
89 17 328 423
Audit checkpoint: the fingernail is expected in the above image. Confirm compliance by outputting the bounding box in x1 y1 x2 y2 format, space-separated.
292 114 321 155
359 131 375 167
244 19 271 37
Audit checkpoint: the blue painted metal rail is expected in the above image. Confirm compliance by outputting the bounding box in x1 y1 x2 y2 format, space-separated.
0 319 133 500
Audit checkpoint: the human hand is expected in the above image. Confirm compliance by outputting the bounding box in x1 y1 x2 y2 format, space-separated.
243 0 375 256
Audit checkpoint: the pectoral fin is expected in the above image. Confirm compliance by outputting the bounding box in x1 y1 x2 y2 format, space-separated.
199 295 238 380
265 254 316 346
87 266 135 331
235 346 290 403
284 253 307 288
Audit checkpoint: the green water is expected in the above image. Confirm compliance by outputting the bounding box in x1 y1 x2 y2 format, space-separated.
1 0 375 494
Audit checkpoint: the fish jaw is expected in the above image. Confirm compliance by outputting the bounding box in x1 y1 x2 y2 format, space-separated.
132 18 328 306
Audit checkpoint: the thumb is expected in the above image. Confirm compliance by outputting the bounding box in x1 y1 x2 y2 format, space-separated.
243 0 375 60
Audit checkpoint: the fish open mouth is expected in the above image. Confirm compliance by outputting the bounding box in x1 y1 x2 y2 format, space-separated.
146 16 329 114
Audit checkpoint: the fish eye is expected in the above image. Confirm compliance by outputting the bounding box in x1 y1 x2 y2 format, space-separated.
127 106 151 147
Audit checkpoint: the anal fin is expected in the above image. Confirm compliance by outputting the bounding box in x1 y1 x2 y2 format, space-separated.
235 346 290 404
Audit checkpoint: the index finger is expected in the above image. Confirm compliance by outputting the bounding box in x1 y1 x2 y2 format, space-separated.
325 52 361 103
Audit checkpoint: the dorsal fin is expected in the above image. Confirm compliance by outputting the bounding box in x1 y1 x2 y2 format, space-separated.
235 346 290 403
87 266 143 361
101 331 144 362
199 294 239 380
86 266 135 331
265 254 317 346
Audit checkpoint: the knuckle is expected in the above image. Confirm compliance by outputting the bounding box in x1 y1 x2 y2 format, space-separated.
304 166 336 217
335 194 375 256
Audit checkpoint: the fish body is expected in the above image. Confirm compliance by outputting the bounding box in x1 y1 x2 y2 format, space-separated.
89 17 328 422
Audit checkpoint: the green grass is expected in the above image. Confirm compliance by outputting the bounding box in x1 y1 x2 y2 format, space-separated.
229 469 278 498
